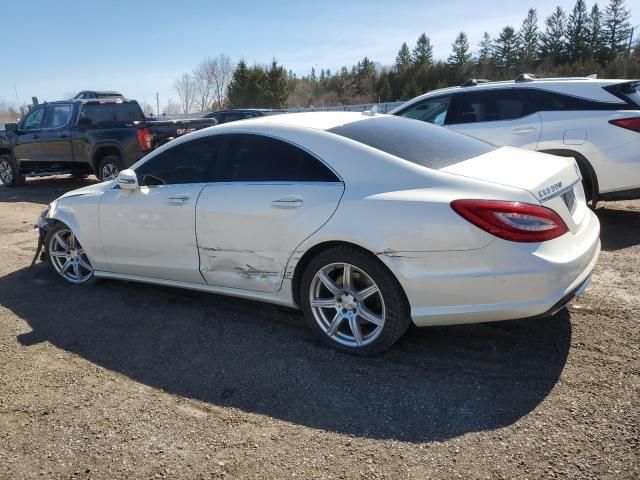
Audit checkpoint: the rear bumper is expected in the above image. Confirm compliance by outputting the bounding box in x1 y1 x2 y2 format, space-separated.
381 209 600 327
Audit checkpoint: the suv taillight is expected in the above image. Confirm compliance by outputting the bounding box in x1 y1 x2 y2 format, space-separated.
609 117 640 133
451 199 569 243
137 127 153 152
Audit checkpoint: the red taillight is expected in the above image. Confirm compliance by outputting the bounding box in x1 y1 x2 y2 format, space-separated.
609 117 640 133
451 199 569 243
137 127 153 152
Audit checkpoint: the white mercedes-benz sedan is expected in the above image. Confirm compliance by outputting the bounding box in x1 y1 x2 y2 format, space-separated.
37 112 600 355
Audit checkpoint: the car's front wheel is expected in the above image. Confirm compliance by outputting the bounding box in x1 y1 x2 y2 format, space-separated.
45 223 96 284
300 246 410 355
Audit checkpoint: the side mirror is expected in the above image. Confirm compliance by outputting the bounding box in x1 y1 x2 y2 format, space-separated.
117 169 138 190
5 123 17 134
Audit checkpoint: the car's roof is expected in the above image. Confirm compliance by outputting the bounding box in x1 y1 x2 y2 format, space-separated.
401 77 632 102
78 90 123 95
44 98 139 106
214 111 381 131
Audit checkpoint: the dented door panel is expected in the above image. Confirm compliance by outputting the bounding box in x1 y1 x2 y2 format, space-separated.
196 182 344 292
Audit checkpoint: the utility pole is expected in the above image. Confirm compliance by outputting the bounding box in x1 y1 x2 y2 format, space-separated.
623 26 636 79
156 92 160 116
13 83 22 115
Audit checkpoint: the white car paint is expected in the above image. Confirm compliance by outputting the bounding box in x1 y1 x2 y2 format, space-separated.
391 77 640 198
43 112 600 333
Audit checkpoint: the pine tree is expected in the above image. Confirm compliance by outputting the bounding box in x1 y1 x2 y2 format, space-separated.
494 26 521 74
518 8 539 69
540 6 568 65
227 59 250 108
376 73 393 102
395 42 412 71
477 32 494 78
589 3 607 64
412 33 434 66
448 32 472 68
265 59 289 108
604 0 632 61
566 0 591 62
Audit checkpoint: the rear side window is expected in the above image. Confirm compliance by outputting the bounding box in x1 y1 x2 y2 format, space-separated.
135 136 221 186
328 116 494 169
523 88 629 111
448 89 534 124
78 103 145 127
216 134 339 182
602 82 640 107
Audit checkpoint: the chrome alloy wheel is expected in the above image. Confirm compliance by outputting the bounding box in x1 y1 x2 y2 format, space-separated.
48 228 94 283
309 263 385 348
0 159 13 184
101 163 119 181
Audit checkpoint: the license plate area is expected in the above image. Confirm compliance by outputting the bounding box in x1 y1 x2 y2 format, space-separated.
562 188 576 214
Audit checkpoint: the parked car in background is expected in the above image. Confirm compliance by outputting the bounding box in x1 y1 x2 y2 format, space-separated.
37 112 599 355
73 90 125 100
391 76 640 206
0 99 216 185
203 108 285 124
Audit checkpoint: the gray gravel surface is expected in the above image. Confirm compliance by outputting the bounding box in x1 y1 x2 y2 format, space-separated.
0 177 638 479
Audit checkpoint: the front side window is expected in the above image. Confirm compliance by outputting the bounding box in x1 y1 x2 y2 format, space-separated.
21 107 45 130
43 104 72 129
448 89 534 124
135 137 221 186
397 97 451 125
216 134 338 182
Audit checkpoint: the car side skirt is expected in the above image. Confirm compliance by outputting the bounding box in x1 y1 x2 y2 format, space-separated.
93 271 298 308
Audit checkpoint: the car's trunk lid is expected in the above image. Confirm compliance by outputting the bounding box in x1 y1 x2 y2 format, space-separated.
441 146 587 232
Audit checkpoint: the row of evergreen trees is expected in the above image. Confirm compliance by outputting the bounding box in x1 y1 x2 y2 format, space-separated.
226 0 638 109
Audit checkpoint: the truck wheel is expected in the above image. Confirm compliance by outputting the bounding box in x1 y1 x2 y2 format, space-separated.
0 155 25 187
97 156 123 182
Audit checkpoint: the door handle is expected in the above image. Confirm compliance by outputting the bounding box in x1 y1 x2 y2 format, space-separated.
511 126 537 135
32 134 39 139
59 134 69 139
271 198 304 209
167 195 190 204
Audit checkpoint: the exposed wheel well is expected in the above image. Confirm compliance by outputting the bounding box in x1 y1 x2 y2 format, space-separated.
539 149 599 203
290 240 408 308
92 147 122 172
0 149 12 159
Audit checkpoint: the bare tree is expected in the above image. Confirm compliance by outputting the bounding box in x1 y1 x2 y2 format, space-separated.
173 73 196 114
210 54 233 110
193 59 215 112
140 101 155 116
163 98 181 115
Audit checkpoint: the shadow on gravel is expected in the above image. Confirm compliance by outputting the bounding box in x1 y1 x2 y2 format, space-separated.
2 263 570 443
597 206 640 251
0 177 97 204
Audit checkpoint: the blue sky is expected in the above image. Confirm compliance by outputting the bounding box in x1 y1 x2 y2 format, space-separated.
1 0 635 110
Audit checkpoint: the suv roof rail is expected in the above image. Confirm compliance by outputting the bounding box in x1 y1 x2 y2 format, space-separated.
460 78 491 87
515 73 538 82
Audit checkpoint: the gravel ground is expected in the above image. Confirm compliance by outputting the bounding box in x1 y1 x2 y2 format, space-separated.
0 177 638 479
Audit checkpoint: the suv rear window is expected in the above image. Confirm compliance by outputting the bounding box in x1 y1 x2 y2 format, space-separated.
604 81 640 107
79 102 144 127
328 116 494 169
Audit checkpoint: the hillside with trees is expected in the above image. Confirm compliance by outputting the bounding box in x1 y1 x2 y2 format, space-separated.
214 0 637 111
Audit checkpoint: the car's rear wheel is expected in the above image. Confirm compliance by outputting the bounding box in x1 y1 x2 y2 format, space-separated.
300 246 410 355
97 155 123 182
0 155 25 187
45 223 96 285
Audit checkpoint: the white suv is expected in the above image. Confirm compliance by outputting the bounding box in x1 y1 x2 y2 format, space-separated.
391 76 640 205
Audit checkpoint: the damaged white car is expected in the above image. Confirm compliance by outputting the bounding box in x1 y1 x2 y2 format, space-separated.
37 112 600 355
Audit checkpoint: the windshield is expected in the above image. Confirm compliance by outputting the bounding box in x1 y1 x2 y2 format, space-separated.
328 115 494 169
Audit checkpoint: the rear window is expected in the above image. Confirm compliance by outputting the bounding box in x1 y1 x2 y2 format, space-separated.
79 102 144 127
328 116 494 169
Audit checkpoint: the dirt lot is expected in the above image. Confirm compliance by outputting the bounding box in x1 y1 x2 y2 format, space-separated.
0 177 638 479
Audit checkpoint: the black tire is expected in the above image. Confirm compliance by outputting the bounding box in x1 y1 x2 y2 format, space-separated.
0 154 26 187
300 245 411 355
96 155 123 182
44 222 97 285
